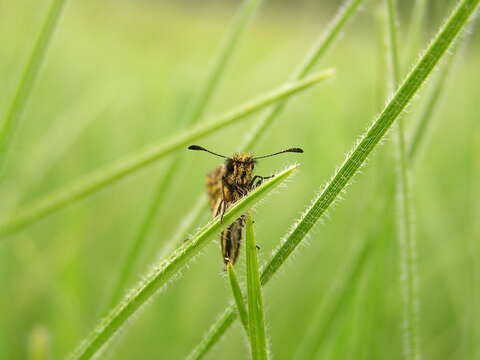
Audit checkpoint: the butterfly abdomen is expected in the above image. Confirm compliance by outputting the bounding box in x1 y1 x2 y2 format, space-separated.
221 215 246 265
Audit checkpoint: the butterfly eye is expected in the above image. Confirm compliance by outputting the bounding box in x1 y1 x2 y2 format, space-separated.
226 159 234 173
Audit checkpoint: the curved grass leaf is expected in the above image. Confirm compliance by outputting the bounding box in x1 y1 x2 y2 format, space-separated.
0 71 333 237
226 262 249 334
186 0 480 356
0 0 67 176
67 164 299 360
245 213 268 359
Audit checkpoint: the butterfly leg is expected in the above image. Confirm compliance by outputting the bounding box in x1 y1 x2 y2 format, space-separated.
250 174 274 188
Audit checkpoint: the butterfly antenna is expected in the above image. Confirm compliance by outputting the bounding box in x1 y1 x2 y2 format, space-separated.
254 147 304 160
188 145 228 158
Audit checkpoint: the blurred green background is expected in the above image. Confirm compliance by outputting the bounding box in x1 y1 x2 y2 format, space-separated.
1 0 479 359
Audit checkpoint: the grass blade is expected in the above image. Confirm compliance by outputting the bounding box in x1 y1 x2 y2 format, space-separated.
226 262 249 334
404 0 428 70
187 0 263 122
294 238 371 359
186 0 480 355
407 51 456 163
105 0 264 308
245 213 269 359
160 0 363 258
242 0 364 150
0 71 333 237
105 163 178 308
386 1 421 358
0 0 67 175
67 164 298 360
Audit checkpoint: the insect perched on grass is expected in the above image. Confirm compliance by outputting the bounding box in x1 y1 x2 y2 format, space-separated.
188 145 304 266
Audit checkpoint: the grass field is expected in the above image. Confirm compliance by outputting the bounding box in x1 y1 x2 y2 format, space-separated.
1 0 479 359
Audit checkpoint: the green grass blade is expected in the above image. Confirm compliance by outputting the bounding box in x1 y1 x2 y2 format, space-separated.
408 52 456 163
242 0 363 150
187 0 263 122
0 0 67 175
105 0 264 309
105 160 179 308
386 0 401 88
185 0 480 355
226 262 249 334
245 213 269 359
404 0 427 70
163 0 363 258
386 1 421 358
294 238 371 359
0 71 333 237
67 164 298 360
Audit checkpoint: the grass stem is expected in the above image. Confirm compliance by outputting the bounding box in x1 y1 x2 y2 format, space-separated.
226 262 249 334
0 0 67 177
245 213 269 359
386 0 421 358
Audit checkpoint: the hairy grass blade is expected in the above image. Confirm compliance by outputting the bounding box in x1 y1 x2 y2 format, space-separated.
159 0 363 261
245 213 269 359
186 0 480 356
0 71 332 237
226 262 249 334
105 0 264 308
67 165 298 360
385 0 421 358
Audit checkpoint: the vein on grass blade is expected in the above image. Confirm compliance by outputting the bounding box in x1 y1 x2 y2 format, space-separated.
67 165 299 360
186 0 480 357
0 0 67 176
0 71 332 237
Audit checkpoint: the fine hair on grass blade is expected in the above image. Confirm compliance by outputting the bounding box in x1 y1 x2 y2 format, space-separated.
294 238 371 359
0 0 67 177
157 0 363 260
227 262 249 334
245 213 269 359
186 0 480 356
0 71 333 237
105 0 264 308
385 0 421 359
67 165 298 360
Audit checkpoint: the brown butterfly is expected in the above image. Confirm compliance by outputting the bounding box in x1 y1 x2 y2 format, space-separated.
188 145 303 266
